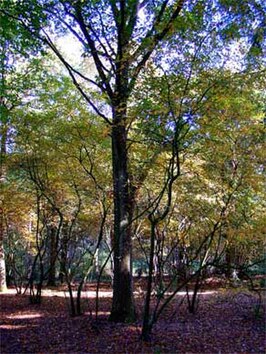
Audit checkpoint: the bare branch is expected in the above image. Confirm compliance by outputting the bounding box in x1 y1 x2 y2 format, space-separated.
73 1 114 99
129 0 185 93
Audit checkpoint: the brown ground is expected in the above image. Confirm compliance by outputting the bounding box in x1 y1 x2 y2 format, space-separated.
1 284 265 353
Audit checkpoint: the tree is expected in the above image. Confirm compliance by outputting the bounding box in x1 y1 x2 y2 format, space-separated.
9 66 114 309
130 67 265 339
2 0 265 321
0 10 44 292
194 70 265 278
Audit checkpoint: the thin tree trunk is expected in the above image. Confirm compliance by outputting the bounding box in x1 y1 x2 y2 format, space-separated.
47 225 57 286
59 227 68 284
0 220 7 292
0 122 7 292
141 220 156 341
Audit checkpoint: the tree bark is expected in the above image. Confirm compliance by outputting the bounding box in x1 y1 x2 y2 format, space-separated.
109 119 136 322
0 122 7 292
59 224 68 284
141 220 157 340
0 214 7 292
47 225 57 287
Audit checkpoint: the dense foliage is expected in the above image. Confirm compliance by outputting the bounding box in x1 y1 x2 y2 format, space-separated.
0 0 265 340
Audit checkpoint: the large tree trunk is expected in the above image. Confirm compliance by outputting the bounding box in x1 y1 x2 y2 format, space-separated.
109 115 136 322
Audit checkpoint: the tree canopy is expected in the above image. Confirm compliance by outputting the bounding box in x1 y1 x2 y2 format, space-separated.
0 0 265 337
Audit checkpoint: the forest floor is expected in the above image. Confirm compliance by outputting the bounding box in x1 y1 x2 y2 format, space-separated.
1 280 265 354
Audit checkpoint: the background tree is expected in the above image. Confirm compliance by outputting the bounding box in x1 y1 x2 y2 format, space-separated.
0 9 45 291
6 66 115 308
131 67 265 338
